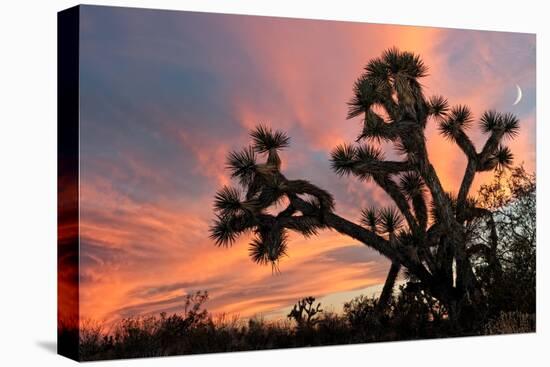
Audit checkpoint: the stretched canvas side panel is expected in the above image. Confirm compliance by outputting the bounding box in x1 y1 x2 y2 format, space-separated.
57 5 80 361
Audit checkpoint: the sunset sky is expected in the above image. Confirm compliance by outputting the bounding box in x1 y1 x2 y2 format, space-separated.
76 5 535 325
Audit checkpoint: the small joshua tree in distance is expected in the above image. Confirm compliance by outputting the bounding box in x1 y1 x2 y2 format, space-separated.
287 297 323 328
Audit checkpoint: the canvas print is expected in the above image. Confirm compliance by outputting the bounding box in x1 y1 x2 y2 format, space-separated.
58 5 536 362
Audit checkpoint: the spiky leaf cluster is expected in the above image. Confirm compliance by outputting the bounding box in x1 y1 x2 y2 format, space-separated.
490 145 514 171
480 111 520 139
356 110 396 142
427 95 449 119
438 105 473 141
347 74 390 119
355 144 385 163
209 213 251 247
379 207 404 235
226 146 257 187
250 125 290 153
399 172 425 199
360 206 379 233
330 144 358 177
348 48 429 125
249 228 289 270
381 47 428 79
330 143 385 181
213 186 245 216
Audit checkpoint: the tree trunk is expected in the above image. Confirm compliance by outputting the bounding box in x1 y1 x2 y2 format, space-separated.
375 261 401 315
291 197 481 329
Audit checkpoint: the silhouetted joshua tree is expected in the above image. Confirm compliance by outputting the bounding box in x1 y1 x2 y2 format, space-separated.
288 297 323 328
210 48 519 327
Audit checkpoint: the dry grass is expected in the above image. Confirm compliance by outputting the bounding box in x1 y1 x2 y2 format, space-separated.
483 312 535 335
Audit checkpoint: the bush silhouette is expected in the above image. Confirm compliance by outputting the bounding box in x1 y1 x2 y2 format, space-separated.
72 286 534 361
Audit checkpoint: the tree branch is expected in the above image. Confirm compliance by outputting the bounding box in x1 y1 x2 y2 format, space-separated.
478 130 505 170
415 138 457 229
374 175 418 232
355 160 412 175
457 159 477 220
454 130 477 160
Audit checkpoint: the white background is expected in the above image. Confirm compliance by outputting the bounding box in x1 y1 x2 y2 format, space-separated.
0 0 548 365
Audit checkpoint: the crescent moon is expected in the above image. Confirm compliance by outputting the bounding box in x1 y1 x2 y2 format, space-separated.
513 84 522 105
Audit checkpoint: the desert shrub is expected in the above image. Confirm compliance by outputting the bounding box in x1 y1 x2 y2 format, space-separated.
390 286 450 338
111 315 161 358
342 295 385 342
244 316 293 350
472 167 536 318
315 311 350 345
483 312 535 335
343 295 378 328
79 319 105 357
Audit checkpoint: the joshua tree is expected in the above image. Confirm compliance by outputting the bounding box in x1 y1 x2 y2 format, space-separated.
287 297 323 328
210 48 519 327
